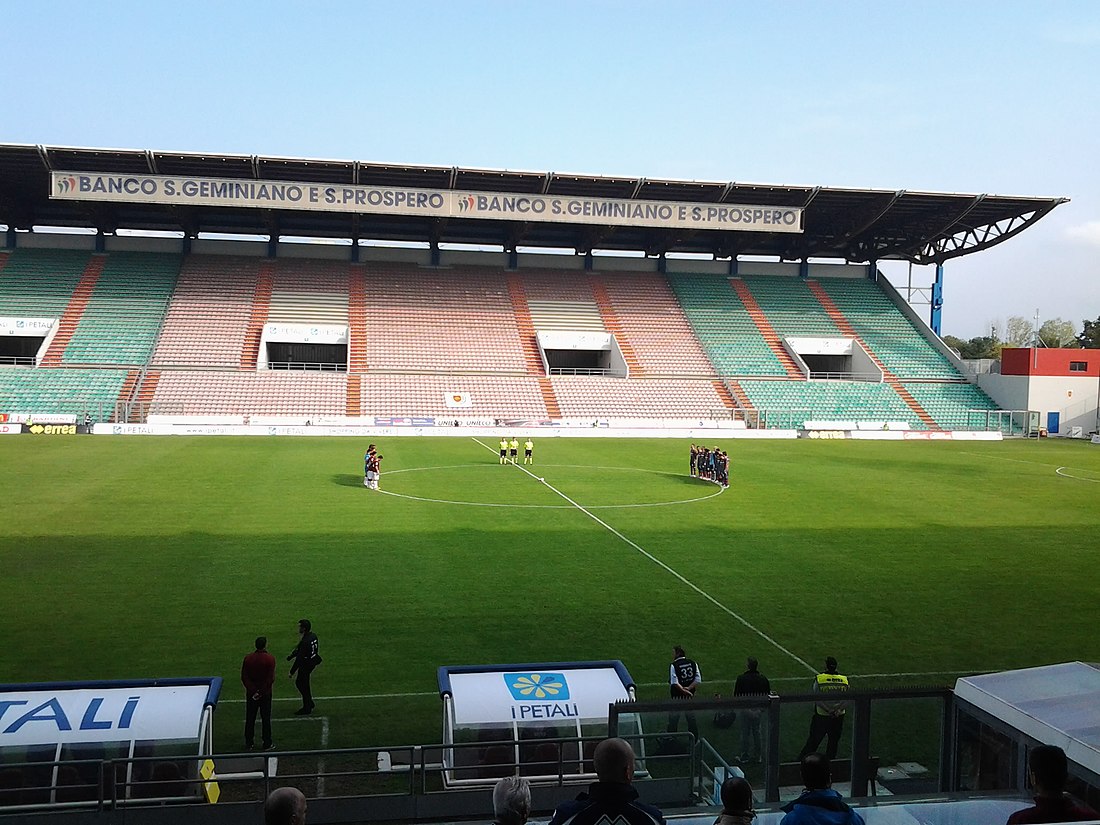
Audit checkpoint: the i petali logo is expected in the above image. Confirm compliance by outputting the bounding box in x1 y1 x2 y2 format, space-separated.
57 176 78 194
505 673 569 701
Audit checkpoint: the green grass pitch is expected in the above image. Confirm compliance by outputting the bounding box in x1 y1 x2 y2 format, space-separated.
3 434 1099 755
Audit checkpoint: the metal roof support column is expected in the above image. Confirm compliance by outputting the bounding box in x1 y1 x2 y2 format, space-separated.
350 241 360 263
5 227 15 249
430 242 441 267
95 230 105 253
583 251 593 271
266 236 277 258
728 257 739 277
798 259 809 279
931 263 945 335
867 260 878 281
182 235 192 256
508 249 518 270
657 253 667 274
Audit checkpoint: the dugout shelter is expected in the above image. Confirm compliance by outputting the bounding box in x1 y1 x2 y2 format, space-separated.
953 661 1100 807
0 677 221 809
437 660 638 787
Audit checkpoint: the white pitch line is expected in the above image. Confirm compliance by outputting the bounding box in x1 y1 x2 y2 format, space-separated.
377 464 724 509
277 715 329 796
1056 466 1100 483
472 438 815 673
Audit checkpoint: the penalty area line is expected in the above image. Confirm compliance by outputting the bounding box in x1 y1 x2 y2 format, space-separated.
472 438 815 674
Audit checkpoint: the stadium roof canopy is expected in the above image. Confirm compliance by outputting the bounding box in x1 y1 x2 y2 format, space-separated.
0 143 1067 265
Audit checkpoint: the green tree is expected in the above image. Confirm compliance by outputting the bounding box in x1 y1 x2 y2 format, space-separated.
1079 317 1100 349
1004 315 1034 347
1038 318 1078 348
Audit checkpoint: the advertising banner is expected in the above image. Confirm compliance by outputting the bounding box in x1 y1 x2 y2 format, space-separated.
445 666 632 725
0 685 210 747
0 317 55 336
51 172 804 234
444 392 473 409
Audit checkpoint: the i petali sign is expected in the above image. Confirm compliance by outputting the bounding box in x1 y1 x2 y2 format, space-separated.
0 685 210 746
51 172 804 233
446 666 633 724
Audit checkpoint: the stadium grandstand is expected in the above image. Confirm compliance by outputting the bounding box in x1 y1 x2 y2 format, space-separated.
0 144 1068 435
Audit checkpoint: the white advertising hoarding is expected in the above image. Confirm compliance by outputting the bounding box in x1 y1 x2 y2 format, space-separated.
0 685 211 747
447 666 632 725
51 172 804 234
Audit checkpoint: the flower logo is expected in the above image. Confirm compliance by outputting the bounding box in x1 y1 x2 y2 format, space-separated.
506 673 569 700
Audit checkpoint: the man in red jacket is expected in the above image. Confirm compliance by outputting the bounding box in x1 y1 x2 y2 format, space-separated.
242 636 277 751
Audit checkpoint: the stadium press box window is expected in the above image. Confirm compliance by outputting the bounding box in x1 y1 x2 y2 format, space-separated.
0 678 221 808
437 661 636 788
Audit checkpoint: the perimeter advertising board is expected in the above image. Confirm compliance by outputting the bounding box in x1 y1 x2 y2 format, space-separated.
51 172 804 234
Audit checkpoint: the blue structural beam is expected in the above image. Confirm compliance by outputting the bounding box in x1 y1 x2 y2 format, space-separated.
931 263 944 335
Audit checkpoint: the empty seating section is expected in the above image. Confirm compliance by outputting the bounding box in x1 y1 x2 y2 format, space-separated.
551 376 725 419
0 249 89 317
0 367 128 415
815 277 962 379
63 253 180 365
599 273 716 376
362 265 527 372
521 271 603 330
667 274 784 376
151 370 346 416
359 374 547 418
902 382 999 429
741 275 842 338
739 379 919 427
269 259 348 323
152 256 259 368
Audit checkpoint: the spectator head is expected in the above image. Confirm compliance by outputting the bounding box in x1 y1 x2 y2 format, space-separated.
593 737 635 784
264 786 307 825
255 636 267 651
492 776 531 825
1029 745 1069 796
673 645 686 659
824 657 838 674
720 775 753 814
746 657 759 672
800 753 831 791
298 619 311 634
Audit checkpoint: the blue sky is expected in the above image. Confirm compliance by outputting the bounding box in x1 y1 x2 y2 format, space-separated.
2 1 1098 338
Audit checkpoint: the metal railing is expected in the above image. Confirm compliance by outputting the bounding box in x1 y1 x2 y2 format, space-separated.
266 361 347 372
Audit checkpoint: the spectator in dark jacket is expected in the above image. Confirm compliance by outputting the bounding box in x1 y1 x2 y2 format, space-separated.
780 753 865 825
734 657 770 762
1007 744 1099 823
548 738 665 825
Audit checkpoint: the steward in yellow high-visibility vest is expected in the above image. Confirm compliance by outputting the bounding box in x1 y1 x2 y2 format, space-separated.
508 438 519 464
798 656 849 761
523 439 534 464
499 438 509 464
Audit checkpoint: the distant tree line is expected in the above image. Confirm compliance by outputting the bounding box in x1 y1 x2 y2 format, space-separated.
943 315 1100 359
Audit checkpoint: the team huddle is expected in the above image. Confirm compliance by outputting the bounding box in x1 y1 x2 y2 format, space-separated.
499 437 534 465
363 443 383 489
690 444 730 487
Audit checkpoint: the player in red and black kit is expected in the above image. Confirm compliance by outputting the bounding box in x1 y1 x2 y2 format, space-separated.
242 636 276 750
